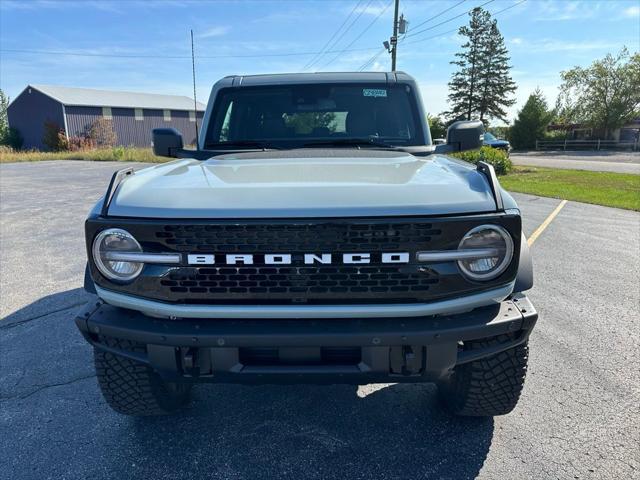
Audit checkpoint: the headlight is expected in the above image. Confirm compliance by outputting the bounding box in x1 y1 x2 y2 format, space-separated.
92 228 143 281
457 225 514 281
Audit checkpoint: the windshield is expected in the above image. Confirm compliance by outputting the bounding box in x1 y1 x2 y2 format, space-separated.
205 84 423 149
484 132 497 142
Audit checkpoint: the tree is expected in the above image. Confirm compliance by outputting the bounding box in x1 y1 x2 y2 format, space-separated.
510 88 553 150
476 22 516 122
427 114 447 139
446 8 516 124
556 48 640 139
0 89 9 142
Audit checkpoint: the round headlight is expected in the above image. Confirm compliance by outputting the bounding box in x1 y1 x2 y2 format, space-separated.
457 225 514 281
92 228 143 282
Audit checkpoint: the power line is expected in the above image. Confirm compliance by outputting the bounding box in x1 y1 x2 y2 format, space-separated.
404 0 495 39
301 0 363 71
358 47 386 71
320 0 393 70
409 0 467 31
400 27 459 47
487 0 527 19
0 45 381 60
398 1 527 48
0 0 526 68
306 0 375 71
342 0 527 70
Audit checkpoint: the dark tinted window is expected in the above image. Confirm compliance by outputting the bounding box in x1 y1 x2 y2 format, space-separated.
206 84 423 147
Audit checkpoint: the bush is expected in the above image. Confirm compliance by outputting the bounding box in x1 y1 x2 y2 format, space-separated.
42 121 67 151
543 130 568 141
450 146 512 175
3 127 23 150
67 136 96 151
111 145 125 160
428 115 447 139
87 118 117 147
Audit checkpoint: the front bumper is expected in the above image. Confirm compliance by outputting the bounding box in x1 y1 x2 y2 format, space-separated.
75 295 537 385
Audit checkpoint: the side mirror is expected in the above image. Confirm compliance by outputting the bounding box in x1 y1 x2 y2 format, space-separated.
152 128 183 157
446 120 484 152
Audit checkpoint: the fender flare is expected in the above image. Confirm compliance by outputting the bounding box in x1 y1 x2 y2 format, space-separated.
84 263 97 294
514 232 534 292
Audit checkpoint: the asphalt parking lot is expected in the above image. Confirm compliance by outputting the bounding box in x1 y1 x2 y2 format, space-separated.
1 160 639 479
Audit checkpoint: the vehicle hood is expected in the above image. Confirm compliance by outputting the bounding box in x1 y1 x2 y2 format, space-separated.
108 149 498 218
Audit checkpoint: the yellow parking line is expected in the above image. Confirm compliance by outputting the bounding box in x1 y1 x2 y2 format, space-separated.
528 200 568 246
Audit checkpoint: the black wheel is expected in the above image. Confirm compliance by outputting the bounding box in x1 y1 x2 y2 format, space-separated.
93 337 192 416
438 334 529 417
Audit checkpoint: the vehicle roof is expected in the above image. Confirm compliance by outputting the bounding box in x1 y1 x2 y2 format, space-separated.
223 71 416 87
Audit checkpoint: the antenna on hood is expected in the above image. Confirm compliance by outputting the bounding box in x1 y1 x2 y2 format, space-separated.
190 29 199 150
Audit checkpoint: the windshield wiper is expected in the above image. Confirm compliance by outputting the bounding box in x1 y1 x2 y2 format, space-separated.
205 140 280 150
301 138 395 149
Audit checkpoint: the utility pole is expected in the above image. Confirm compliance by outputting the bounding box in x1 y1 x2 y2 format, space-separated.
391 0 400 71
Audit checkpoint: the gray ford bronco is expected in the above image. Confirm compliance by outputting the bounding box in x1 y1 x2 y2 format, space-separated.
76 72 537 417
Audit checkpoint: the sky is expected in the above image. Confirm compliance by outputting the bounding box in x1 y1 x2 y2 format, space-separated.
1 0 638 125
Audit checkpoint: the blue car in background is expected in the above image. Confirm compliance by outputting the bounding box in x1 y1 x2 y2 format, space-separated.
483 132 511 156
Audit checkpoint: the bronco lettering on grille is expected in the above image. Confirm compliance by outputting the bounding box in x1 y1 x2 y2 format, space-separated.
186 253 410 265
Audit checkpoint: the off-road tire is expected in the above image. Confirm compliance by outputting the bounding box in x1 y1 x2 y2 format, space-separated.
94 337 192 416
438 334 529 417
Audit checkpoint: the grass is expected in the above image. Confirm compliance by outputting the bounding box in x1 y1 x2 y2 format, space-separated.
0 147 167 164
500 166 640 211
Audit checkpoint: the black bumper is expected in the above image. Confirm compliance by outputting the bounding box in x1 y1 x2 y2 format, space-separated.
75 296 537 385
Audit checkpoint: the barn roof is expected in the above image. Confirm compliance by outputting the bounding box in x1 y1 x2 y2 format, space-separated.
28 84 206 111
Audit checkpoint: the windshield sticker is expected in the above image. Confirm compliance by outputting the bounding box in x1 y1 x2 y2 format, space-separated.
363 88 387 98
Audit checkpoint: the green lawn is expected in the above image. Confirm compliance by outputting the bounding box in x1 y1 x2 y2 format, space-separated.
500 166 640 211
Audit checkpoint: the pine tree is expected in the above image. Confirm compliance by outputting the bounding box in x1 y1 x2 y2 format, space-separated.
446 8 516 123
446 8 489 121
510 88 553 150
477 22 517 122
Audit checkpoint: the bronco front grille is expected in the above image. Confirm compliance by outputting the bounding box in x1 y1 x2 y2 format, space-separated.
159 265 439 300
155 222 442 252
87 215 521 305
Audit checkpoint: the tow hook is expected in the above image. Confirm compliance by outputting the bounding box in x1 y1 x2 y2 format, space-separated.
390 345 423 375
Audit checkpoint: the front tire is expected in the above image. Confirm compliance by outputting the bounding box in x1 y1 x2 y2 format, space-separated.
94 338 192 416
438 334 529 417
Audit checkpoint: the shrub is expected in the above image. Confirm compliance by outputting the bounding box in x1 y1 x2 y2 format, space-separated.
450 146 512 175
111 145 125 160
42 120 67 151
67 136 96 151
87 118 117 147
427 115 447 139
3 127 23 149
543 130 568 141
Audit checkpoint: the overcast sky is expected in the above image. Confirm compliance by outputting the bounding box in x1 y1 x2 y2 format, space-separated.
1 0 638 124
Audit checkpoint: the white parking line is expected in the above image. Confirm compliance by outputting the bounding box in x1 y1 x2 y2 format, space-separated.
528 200 568 246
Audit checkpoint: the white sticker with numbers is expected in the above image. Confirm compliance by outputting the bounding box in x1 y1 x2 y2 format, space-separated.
362 88 387 97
